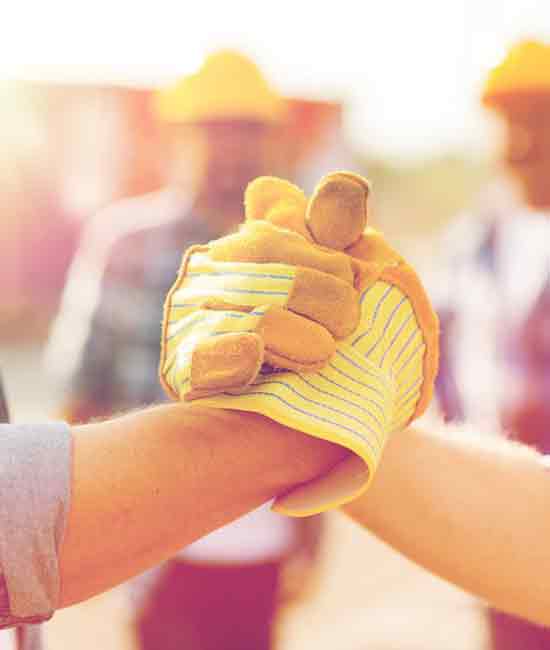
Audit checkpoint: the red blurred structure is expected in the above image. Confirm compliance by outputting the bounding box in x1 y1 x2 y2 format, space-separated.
0 80 347 340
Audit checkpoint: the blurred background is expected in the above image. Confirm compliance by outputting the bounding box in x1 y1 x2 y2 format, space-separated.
1 1 550 648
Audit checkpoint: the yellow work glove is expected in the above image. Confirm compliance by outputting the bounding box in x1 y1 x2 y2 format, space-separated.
160 172 439 516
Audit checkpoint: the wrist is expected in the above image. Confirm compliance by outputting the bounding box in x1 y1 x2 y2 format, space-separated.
182 404 348 494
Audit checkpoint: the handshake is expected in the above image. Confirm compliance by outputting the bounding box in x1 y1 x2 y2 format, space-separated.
159 172 438 516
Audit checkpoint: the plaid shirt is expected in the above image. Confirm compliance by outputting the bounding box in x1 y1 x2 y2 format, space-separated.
434 201 550 443
46 189 222 419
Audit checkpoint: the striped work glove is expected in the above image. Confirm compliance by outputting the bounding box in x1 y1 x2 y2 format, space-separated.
160 172 439 516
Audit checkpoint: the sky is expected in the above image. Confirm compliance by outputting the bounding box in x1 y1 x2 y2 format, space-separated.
1 0 548 160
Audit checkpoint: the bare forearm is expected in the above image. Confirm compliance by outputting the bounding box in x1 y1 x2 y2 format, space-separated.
343 424 550 625
59 403 346 607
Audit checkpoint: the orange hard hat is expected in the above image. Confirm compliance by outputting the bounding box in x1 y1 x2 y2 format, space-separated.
483 40 550 108
153 50 285 124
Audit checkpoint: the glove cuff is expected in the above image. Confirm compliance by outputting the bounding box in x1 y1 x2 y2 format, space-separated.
198 350 395 517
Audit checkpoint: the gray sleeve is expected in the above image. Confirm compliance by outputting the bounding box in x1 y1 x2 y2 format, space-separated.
0 422 72 627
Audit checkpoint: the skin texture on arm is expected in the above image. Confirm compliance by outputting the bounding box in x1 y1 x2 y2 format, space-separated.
343 424 550 625
58 403 347 608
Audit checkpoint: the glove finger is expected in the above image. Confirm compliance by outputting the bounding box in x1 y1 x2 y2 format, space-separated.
187 332 264 400
287 267 361 339
244 176 313 241
257 306 335 372
160 306 268 400
306 172 370 250
209 221 355 285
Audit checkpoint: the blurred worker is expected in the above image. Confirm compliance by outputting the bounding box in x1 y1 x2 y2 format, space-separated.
45 50 323 650
434 40 550 649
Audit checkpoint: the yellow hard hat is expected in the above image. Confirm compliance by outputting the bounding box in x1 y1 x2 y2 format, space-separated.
154 50 285 124
483 40 550 106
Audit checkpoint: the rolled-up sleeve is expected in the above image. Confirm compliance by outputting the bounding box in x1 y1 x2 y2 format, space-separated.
0 422 72 628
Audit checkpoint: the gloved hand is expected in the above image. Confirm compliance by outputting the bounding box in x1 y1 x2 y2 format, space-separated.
160 172 439 516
